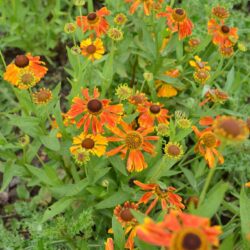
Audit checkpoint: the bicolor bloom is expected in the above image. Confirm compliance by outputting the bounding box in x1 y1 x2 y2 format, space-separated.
137 101 170 128
106 120 158 172
76 7 110 37
134 180 185 215
105 238 114 250
136 211 222 249
212 5 229 19
128 91 148 106
114 201 138 250
32 88 52 104
158 7 193 40
219 45 234 58
155 69 179 98
189 56 211 71
192 126 224 168
212 116 249 142
114 13 127 25
3 54 47 89
67 88 123 134
80 38 105 61
193 69 210 84
207 19 238 47
70 132 108 157
200 89 228 106
164 142 184 160
186 38 201 51
125 0 163 16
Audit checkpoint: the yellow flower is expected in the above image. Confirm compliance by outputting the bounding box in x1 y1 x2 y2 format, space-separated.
115 84 133 100
193 69 210 84
114 13 127 25
189 56 211 71
73 148 90 166
70 132 108 157
80 38 105 61
164 142 184 160
108 28 124 41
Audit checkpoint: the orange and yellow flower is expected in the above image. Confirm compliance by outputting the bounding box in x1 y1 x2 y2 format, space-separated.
114 201 139 250
67 88 123 134
125 0 163 16
105 238 114 250
189 56 211 71
158 7 193 40
156 69 179 98
137 101 170 128
80 38 105 61
212 116 249 142
136 210 222 248
76 7 110 37
3 54 47 89
134 180 185 215
207 19 238 48
106 120 158 172
164 142 184 160
192 126 224 168
32 88 52 104
200 88 228 106
245 182 250 188
212 5 229 20
128 91 148 106
70 132 107 157
193 69 210 84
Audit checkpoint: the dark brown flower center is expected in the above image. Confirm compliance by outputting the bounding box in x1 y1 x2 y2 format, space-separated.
167 145 180 156
120 209 134 222
87 99 103 114
201 131 216 148
21 73 34 85
15 55 29 68
175 8 184 15
221 25 230 34
81 138 95 149
125 132 143 149
87 12 97 21
86 44 96 54
182 233 202 250
220 119 241 137
150 105 161 114
37 91 51 101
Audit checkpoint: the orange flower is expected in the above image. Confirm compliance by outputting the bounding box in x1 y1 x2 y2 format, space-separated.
156 69 179 98
134 180 185 215
207 19 238 47
212 5 229 20
114 201 139 250
32 88 52 104
192 126 224 168
137 101 170 128
136 210 222 248
76 7 110 37
158 7 193 40
125 0 163 16
128 91 148 106
219 45 234 57
200 88 228 106
3 54 47 89
105 238 114 250
106 120 158 172
67 88 123 134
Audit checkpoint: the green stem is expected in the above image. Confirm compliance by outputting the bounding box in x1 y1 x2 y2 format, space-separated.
87 0 94 12
0 50 6 69
199 166 216 205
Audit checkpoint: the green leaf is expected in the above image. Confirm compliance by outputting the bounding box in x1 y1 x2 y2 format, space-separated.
194 182 228 218
95 191 130 209
134 238 158 250
225 66 235 92
181 167 197 190
219 235 234 250
0 160 15 192
109 155 128 176
112 216 125 250
40 132 60 151
130 209 146 224
42 196 75 222
240 188 250 247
